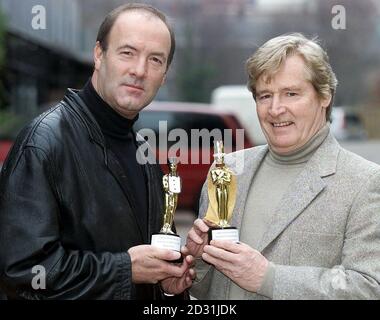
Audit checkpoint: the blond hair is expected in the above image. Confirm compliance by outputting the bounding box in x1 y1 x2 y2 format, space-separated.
246 33 338 120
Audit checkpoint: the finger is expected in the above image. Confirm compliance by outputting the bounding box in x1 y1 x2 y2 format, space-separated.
203 244 236 262
183 269 195 286
185 275 193 288
164 259 189 278
180 249 196 266
177 275 191 291
201 253 235 280
185 254 194 265
154 247 181 261
188 268 196 280
187 228 205 245
210 239 243 254
177 254 192 269
202 218 218 228
181 245 190 256
202 252 223 268
194 218 209 233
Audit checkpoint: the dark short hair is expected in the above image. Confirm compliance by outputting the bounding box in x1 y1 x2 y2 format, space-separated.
96 3 175 70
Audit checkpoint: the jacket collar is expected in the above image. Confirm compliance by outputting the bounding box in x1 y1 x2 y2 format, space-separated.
226 133 340 252
63 88 106 148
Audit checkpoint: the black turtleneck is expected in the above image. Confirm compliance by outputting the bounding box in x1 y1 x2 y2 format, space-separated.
78 80 148 240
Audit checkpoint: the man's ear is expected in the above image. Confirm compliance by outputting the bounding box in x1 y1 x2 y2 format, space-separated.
160 73 167 87
94 41 104 71
321 94 332 110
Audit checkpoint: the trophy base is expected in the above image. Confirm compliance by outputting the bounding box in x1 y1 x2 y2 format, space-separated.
208 227 239 243
151 233 183 263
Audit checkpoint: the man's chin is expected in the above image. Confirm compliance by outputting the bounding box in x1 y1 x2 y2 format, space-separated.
267 137 298 153
114 100 148 117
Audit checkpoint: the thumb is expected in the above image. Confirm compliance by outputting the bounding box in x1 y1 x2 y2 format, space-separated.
154 247 181 261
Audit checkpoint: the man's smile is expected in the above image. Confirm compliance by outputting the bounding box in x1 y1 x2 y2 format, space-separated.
271 121 294 127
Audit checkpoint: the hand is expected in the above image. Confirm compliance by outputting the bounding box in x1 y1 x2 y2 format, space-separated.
160 254 196 295
182 218 210 258
202 240 269 293
128 245 188 284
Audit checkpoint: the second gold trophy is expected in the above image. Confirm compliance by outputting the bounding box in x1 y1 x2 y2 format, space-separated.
207 140 239 243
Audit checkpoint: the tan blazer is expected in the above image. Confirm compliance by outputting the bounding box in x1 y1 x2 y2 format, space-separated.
191 133 380 299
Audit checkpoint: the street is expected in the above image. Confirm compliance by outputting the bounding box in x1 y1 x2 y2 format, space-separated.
340 140 380 165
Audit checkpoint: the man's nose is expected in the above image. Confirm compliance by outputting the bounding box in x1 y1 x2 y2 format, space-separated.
130 57 147 78
268 95 286 117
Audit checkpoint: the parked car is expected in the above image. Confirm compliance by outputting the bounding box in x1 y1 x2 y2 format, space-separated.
0 102 57 171
211 85 267 145
0 139 13 171
330 106 368 141
134 101 254 212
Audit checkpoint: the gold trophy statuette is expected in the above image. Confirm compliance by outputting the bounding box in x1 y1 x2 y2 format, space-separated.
207 141 239 243
151 157 182 253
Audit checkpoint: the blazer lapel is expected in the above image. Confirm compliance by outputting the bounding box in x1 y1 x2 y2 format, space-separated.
225 146 269 229
257 133 340 253
257 167 325 252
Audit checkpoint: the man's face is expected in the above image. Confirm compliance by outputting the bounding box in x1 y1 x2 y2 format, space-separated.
92 11 171 119
255 55 331 154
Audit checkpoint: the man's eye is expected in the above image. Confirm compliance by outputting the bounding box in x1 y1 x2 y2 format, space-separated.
151 57 163 65
121 51 132 56
286 92 297 97
259 94 271 100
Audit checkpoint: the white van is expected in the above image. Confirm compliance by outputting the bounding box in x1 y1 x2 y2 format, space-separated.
210 85 267 145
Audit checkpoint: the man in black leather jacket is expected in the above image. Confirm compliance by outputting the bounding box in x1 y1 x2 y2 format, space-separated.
0 3 194 299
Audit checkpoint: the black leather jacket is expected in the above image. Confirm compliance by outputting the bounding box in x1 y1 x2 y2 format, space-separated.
0 89 167 299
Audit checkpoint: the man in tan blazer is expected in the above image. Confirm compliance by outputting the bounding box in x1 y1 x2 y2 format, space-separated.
184 33 380 299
